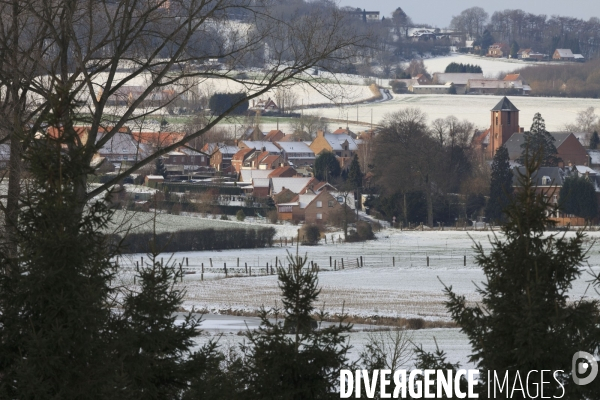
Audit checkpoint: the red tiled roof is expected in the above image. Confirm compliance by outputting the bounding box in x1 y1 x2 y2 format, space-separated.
232 147 254 161
268 166 296 177
260 155 280 166
131 131 185 145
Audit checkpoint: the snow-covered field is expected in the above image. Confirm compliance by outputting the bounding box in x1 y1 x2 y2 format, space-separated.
118 229 600 321
304 94 600 132
420 53 553 77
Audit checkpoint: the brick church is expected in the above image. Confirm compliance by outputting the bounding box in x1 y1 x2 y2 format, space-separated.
476 97 588 166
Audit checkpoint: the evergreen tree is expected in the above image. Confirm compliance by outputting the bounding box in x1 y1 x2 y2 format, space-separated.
519 112 561 167
314 151 341 181
242 252 353 399
0 127 217 399
444 154 600 399
155 156 167 176
559 175 598 221
485 146 513 223
590 130 600 149
347 154 363 189
0 131 120 398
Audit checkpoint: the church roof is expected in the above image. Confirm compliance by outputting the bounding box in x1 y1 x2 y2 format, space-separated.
491 96 519 112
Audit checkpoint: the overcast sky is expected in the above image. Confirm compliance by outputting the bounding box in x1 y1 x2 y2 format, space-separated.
337 0 600 28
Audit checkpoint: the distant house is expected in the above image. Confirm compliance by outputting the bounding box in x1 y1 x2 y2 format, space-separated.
503 132 589 166
203 143 239 171
264 129 285 142
345 8 380 22
131 131 186 148
270 177 316 196
96 132 152 165
275 141 316 167
432 73 484 94
277 190 342 224
231 148 256 173
309 130 358 168
409 83 452 94
238 140 281 154
413 74 431 85
518 49 547 61
268 166 298 178
487 43 509 58
552 49 584 61
331 127 356 137
164 147 209 172
249 97 279 112
467 79 528 95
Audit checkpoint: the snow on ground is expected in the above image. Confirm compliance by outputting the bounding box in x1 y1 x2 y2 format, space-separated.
304 93 600 132
118 229 600 321
106 209 317 237
419 53 552 77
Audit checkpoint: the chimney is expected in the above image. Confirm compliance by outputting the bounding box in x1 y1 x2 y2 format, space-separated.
317 130 324 137
519 127 524 133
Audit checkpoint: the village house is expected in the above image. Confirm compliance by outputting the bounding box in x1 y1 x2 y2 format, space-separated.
96 131 152 166
263 129 285 142
432 72 484 94
467 79 528 95
487 43 510 58
270 176 316 196
552 49 585 61
274 141 316 167
163 147 210 172
413 74 431 85
504 132 589 166
409 83 452 94
203 143 239 172
249 97 279 112
518 49 547 61
131 131 186 148
238 140 282 154
512 165 600 225
309 130 358 168
276 190 342 224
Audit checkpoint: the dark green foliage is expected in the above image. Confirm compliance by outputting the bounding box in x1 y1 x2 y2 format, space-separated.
485 146 513 223
390 80 408 93
444 62 482 73
466 193 486 219
0 129 212 399
242 253 353 399
475 29 495 54
347 154 363 189
115 227 276 253
346 221 375 242
559 175 598 220
444 154 600 398
300 224 321 245
155 157 167 176
0 135 121 399
236 209 246 221
412 343 468 398
448 83 457 94
590 131 599 149
519 113 561 167
220 214 229 220
314 151 341 181
119 252 202 398
510 40 519 58
208 92 249 115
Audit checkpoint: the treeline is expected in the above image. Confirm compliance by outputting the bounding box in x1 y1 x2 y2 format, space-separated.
517 58 600 97
114 227 276 253
444 62 482 73
451 7 600 59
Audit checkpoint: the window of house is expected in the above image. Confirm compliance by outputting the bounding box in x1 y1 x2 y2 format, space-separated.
328 200 334 207
123 155 128 160
316 201 322 208
316 213 322 220
542 176 551 185
507 112 511 124
495 115 498 125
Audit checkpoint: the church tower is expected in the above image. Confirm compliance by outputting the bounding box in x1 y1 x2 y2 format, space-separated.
488 97 520 159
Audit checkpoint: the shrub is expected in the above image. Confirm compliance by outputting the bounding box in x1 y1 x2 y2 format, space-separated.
267 209 278 224
346 221 375 242
220 214 229 220
236 209 246 221
300 224 321 245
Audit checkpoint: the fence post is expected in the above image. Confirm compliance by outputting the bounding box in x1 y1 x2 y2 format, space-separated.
330 256 332 269
360 256 363 267
136 261 139 271
393 257 395 267
464 255 466 266
341 259 344 269
275 257 278 271
141 256 143 266
245 262 248 274
249 265 252 275
186 257 189 266
210 258 213 269
224 263 227 277
237 258 239 271
427 256 429 267
334 260 337 270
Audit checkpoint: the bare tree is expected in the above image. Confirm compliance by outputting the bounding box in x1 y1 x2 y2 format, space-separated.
0 0 366 239
450 7 489 39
